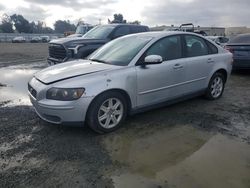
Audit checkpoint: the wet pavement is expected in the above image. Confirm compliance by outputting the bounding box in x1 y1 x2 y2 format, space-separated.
103 126 250 188
0 63 46 107
0 43 250 188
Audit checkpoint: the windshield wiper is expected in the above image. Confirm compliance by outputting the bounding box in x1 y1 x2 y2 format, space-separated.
89 58 109 64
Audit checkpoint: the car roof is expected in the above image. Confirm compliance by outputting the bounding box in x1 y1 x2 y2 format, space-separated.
124 31 203 39
101 24 148 28
207 36 225 38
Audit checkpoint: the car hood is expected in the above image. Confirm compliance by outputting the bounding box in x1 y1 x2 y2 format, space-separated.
67 34 83 38
34 60 118 85
50 37 108 46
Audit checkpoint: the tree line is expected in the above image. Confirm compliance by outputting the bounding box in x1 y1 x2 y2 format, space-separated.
0 14 76 34
0 13 141 34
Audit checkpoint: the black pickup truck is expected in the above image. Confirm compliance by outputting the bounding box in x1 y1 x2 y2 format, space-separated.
47 24 149 65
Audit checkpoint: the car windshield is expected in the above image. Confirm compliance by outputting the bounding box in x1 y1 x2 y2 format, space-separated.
76 26 86 34
82 25 115 39
229 35 250 43
88 35 153 66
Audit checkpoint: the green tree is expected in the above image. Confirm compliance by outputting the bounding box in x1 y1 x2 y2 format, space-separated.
42 27 53 34
128 20 141 25
0 14 14 33
111 14 127 23
30 21 53 34
54 20 76 33
10 14 31 33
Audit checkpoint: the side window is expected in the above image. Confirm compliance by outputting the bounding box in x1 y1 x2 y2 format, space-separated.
145 35 182 61
113 26 130 38
185 35 209 57
206 41 218 54
131 26 147 33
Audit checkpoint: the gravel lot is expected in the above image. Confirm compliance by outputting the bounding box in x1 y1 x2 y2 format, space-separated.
0 43 250 188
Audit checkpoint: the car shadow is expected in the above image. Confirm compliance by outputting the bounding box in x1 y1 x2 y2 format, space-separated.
232 69 250 76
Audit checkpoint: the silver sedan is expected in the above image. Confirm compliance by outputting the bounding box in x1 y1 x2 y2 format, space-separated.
28 32 233 133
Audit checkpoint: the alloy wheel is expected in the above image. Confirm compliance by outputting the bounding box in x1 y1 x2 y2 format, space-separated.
210 76 224 98
98 98 124 129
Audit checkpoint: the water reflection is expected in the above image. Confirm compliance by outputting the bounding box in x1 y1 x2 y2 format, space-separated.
103 125 250 188
0 63 44 106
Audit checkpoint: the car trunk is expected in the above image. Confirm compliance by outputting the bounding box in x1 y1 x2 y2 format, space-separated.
226 44 250 68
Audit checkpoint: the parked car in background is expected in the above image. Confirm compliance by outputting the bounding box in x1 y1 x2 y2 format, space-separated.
165 23 207 36
67 24 94 38
29 32 232 133
30 36 42 43
47 24 150 65
206 36 229 46
41 36 50 43
225 33 250 69
50 36 59 41
12 36 26 43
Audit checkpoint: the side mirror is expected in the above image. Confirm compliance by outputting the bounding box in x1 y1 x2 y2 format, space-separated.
144 55 163 65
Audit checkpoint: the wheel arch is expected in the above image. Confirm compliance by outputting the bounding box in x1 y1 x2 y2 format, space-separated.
86 88 132 117
215 68 228 83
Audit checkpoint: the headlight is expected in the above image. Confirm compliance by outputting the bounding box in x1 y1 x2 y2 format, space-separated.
46 88 85 101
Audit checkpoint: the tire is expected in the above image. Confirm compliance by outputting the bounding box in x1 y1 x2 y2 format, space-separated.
87 91 128 134
205 72 225 100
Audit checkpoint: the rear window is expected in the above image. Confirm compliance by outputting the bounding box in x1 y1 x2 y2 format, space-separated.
229 35 250 43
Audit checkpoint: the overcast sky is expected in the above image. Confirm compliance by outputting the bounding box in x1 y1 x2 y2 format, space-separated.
0 0 249 28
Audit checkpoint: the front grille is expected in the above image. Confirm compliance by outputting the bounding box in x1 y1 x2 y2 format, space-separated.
28 84 37 99
49 44 67 59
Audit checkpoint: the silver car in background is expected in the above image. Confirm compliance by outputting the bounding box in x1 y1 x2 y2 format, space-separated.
206 36 229 47
12 36 26 43
28 32 233 133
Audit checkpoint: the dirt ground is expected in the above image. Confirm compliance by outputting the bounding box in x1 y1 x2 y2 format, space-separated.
0 43 250 188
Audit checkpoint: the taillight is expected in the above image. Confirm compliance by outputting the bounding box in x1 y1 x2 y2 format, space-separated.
225 46 233 53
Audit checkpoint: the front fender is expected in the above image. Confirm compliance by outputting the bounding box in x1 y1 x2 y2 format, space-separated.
85 67 137 109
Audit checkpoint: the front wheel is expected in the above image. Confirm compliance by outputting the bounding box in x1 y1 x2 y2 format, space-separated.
87 91 127 133
205 72 225 100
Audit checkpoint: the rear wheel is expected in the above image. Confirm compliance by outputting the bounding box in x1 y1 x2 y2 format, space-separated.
205 72 225 100
87 91 127 133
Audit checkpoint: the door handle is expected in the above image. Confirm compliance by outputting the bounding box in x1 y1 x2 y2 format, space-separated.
173 64 183 69
207 58 214 63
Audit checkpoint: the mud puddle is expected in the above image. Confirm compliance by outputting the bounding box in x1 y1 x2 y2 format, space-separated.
103 125 250 188
0 63 45 106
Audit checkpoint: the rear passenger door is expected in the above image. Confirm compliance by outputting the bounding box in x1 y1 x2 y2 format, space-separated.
183 34 215 92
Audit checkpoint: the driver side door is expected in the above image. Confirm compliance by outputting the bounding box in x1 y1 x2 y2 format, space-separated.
136 35 187 108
